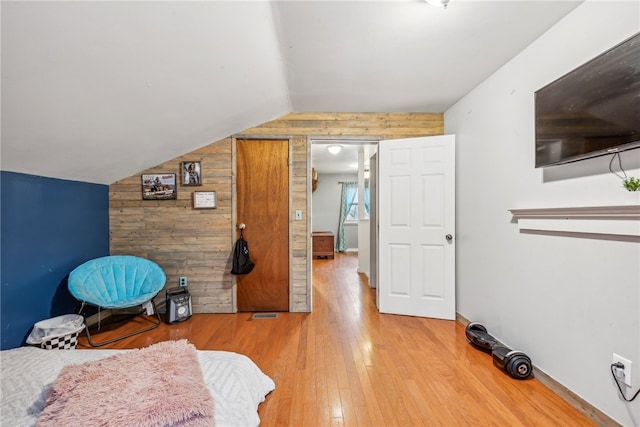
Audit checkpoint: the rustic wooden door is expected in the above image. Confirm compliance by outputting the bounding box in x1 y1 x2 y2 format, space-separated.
236 138 289 312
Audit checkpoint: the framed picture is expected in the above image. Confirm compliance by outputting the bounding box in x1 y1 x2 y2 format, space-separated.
141 174 177 200
182 161 202 186
193 191 216 209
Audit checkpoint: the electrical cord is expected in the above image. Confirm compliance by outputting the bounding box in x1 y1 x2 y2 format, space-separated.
611 363 640 402
608 152 628 180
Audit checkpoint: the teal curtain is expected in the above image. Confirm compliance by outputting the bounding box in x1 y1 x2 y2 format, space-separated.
336 182 358 252
364 180 370 218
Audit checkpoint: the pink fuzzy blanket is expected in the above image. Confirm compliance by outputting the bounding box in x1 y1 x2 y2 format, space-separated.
36 340 215 427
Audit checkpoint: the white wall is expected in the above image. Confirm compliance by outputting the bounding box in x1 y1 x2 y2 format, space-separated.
445 1 640 425
312 173 359 250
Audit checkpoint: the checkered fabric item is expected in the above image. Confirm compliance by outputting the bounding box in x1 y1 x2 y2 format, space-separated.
40 331 80 350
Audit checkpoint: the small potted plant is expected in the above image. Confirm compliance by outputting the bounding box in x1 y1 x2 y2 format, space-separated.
622 177 640 192
622 177 640 205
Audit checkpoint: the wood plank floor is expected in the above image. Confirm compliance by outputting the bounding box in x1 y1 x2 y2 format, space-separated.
76 253 595 426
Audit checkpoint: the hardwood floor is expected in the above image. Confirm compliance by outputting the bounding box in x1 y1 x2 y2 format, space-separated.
77 253 595 426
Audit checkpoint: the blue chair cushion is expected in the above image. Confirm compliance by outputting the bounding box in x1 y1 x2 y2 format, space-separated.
68 256 166 309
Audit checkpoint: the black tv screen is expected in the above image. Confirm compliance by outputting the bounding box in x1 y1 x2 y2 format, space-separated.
535 32 640 168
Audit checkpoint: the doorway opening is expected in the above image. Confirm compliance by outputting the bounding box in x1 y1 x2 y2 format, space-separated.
309 137 378 287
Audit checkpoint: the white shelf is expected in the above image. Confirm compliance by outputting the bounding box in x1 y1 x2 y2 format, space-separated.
508 205 640 237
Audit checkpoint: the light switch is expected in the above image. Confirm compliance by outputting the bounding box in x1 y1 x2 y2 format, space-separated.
295 210 302 220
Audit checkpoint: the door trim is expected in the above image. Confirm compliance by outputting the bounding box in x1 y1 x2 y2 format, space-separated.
232 135 294 312
307 135 382 313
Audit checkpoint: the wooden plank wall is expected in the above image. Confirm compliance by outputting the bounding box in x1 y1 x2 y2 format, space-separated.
109 112 443 313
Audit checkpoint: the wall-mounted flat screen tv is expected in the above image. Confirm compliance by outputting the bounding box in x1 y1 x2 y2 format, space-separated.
535 32 640 168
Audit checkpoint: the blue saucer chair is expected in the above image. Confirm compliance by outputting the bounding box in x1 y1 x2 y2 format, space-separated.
68 255 166 347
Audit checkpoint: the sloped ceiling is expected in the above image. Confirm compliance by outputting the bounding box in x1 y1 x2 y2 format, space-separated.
1 1 582 185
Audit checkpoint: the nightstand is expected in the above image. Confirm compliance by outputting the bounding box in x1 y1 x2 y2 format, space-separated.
312 232 334 259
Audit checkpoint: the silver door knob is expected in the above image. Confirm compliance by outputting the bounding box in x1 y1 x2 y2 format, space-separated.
445 234 453 241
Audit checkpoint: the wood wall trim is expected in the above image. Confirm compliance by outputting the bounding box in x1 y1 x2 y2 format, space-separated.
288 137 295 311
231 137 237 312
306 138 313 310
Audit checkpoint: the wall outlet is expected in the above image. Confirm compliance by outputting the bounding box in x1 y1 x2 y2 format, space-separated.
613 353 632 387
179 276 187 287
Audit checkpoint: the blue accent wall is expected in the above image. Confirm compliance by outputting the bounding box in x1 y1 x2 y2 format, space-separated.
1 171 109 349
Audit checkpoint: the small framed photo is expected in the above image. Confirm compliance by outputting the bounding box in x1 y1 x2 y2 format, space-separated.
182 161 202 186
193 191 216 209
141 174 177 200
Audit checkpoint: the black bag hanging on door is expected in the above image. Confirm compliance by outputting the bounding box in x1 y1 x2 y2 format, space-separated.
231 229 255 275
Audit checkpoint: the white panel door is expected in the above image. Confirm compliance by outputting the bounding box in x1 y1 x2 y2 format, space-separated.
378 135 455 320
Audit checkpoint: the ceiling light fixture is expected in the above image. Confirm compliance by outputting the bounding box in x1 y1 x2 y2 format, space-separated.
327 145 342 155
424 0 451 9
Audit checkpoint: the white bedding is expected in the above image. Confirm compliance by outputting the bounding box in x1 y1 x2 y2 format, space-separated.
0 346 275 427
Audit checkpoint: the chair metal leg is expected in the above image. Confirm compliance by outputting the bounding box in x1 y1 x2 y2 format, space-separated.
83 300 162 348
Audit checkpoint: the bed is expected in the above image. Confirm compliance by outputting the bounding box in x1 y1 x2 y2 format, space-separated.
0 341 275 427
